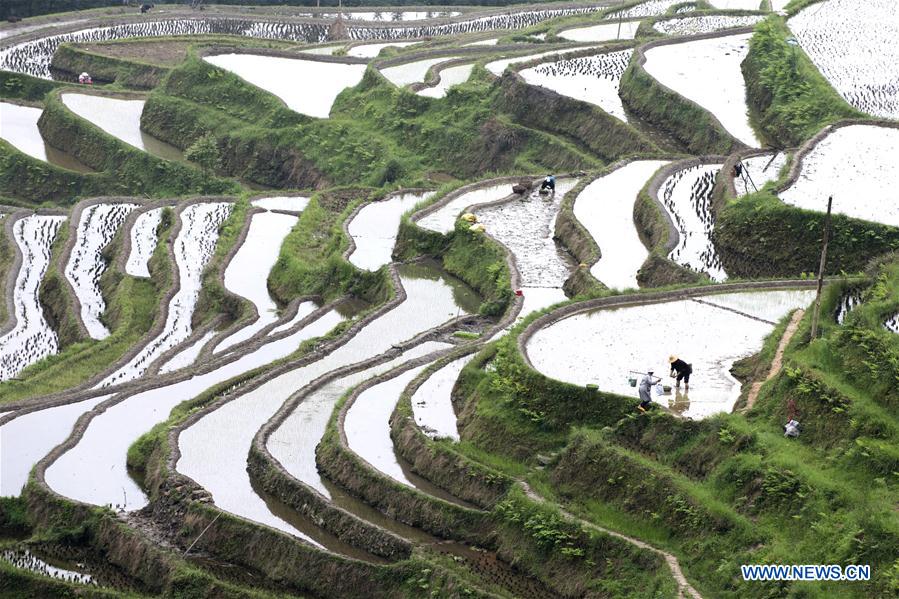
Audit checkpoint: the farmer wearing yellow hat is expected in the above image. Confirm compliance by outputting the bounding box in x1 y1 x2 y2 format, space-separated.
669 355 692 392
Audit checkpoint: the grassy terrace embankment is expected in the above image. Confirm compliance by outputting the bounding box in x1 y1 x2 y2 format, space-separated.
446 264 899 598
0 205 173 404
742 16 862 148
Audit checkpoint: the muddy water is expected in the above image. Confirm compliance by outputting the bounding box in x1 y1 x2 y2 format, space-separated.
559 21 640 42
779 125 899 227
215 211 299 353
345 364 431 486
60 94 184 161
45 309 344 512
347 191 433 271
99 202 231 387
575 161 669 289
0 394 110 497
125 207 163 278
0 215 66 381
250 196 310 212
643 33 760 147
417 63 474 98
520 50 632 121
412 354 474 441
417 183 512 234
65 203 138 340
348 41 418 58
734 152 787 197
475 178 578 294
269 342 448 497
381 56 460 87
158 330 217 374
660 163 727 281
0 102 92 171
178 263 476 531
525 290 814 418
203 54 366 118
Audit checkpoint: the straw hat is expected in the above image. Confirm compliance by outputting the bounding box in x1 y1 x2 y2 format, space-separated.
668 355 677 363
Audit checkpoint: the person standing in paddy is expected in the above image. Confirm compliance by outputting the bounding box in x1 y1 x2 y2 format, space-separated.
637 368 660 413
669 355 692 392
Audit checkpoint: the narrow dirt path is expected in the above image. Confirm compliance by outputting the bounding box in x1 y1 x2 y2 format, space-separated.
519 482 702 599
744 308 805 411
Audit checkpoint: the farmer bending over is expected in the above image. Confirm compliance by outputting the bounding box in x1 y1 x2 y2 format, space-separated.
637 368 660 413
669 355 692 392
540 174 556 192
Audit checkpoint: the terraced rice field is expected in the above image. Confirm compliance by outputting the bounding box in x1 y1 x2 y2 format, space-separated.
519 50 632 121
525 289 815 418
60 93 184 160
575 160 669 289
643 33 760 147
202 54 367 118
417 63 475 98
0 215 66 380
99 202 231 386
653 15 764 36
0 102 90 171
779 125 899 226
558 20 640 42
660 163 727 281
347 191 433 270
789 0 899 119
2 3 897 596
65 203 137 339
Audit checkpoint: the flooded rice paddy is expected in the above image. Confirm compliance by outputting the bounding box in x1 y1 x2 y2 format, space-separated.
779 125 899 227
345 363 433 487
158 329 216 374
45 308 344 511
485 49 570 77
411 354 475 441
250 196 310 212
575 160 670 289
525 289 815 418
733 152 787 197
215 210 300 352
606 0 685 19
520 50 632 122
269 342 448 497
347 191 434 271
202 54 366 118
0 394 110 497
179 263 475 531
60 94 184 161
643 33 759 147
417 63 475 98
417 183 512 234
65 203 138 339
558 21 640 42
270 301 319 335
475 179 578 294
660 163 727 281
0 215 66 381
789 0 899 120
99 202 231 387
381 56 461 87
125 207 163 278
653 15 764 36
0 102 91 171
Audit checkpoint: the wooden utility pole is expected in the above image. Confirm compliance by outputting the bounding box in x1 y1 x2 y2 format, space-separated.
809 196 833 340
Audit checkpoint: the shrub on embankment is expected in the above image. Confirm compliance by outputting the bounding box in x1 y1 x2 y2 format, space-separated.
742 17 862 148
714 191 899 278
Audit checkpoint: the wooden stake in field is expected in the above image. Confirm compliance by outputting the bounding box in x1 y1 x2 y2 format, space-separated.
809 196 833 340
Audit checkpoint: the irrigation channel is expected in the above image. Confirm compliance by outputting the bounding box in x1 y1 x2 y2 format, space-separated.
2 0 898 596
